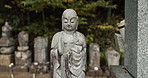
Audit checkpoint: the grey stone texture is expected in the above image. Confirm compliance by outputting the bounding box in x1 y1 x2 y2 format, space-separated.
89 43 101 70
18 31 29 46
105 47 120 68
125 0 148 77
2 22 12 37
15 50 31 66
0 46 15 54
114 33 124 52
34 36 48 63
0 22 15 54
88 43 102 76
110 66 133 78
15 31 31 67
0 37 15 47
50 9 86 78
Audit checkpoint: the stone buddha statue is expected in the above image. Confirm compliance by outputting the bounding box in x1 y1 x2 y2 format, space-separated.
50 9 86 78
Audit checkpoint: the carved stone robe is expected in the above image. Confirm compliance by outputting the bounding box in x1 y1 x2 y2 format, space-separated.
50 31 86 78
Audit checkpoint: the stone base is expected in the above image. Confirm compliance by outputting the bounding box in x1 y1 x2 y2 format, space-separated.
29 63 49 74
110 65 133 78
13 66 29 73
15 50 31 66
87 69 103 76
0 66 10 72
0 54 14 66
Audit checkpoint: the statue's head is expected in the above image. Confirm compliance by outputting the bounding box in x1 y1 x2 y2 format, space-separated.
62 9 78 32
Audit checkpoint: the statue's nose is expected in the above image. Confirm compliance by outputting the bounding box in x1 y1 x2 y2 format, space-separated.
67 22 70 25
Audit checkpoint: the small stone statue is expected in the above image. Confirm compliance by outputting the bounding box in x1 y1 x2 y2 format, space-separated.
50 9 86 78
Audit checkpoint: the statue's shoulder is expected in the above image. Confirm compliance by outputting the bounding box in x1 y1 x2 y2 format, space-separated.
52 31 63 38
76 31 85 38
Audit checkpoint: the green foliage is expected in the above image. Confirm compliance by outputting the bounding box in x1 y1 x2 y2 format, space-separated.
0 0 124 51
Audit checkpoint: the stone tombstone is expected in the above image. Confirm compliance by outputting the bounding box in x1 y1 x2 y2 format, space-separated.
50 9 86 78
18 31 29 46
89 43 101 70
124 0 148 77
114 33 124 52
0 22 15 54
105 47 120 68
15 31 31 67
34 36 48 63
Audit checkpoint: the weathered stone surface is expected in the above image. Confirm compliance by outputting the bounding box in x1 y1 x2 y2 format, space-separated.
0 37 15 47
125 0 148 77
110 66 133 78
18 31 29 46
105 47 120 68
0 54 14 66
29 62 49 74
50 9 86 78
34 36 48 63
17 46 29 51
15 50 31 66
114 33 124 52
2 22 12 37
0 46 15 54
89 43 101 70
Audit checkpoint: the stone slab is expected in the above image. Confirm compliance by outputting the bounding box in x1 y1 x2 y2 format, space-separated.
0 54 14 66
125 0 148 77
110 65 133 78
0 46 15 54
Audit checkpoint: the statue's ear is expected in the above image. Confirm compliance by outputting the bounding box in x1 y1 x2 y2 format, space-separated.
76 16 78 30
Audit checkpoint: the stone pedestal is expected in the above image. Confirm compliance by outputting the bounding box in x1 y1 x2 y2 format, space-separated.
0 54 14 66
29 62 49 74
15 50 31 66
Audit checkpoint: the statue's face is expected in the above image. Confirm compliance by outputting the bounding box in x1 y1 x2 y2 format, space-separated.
62 9 78 31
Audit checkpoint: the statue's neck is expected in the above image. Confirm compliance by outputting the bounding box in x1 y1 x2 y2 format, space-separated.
63 30 76 35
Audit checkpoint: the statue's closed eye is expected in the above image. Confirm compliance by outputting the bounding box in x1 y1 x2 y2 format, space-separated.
64 18 68 23
70 17 76 23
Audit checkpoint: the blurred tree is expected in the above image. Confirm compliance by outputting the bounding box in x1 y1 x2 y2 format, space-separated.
0 0 124 50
